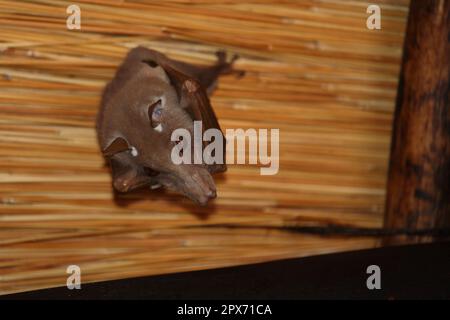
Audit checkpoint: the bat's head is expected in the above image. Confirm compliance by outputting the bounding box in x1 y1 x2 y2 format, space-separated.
100 65 218 205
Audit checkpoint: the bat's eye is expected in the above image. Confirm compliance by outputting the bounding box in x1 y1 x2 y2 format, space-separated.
148 99 163 130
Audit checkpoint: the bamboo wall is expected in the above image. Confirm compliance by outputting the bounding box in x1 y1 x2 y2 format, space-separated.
0 0 409 295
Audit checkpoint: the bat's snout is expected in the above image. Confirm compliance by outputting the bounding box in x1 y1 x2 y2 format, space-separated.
187 168 217 206
171 165 216 206
156 165 217 206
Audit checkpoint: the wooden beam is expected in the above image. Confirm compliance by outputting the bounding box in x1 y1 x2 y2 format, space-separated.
384 0 450 244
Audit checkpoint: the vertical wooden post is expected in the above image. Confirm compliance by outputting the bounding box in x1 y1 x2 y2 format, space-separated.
384 0 450 244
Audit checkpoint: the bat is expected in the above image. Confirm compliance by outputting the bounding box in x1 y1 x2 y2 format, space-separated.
96 47 242 205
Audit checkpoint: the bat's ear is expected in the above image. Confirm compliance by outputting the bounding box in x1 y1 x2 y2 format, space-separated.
102 137 130 157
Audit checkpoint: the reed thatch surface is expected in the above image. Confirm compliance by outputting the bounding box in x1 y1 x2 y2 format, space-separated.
0 0 409 294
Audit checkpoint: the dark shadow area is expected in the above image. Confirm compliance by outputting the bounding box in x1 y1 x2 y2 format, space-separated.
4 241 449 300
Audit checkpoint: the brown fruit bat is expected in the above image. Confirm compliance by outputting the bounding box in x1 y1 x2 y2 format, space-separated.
96 47 241 205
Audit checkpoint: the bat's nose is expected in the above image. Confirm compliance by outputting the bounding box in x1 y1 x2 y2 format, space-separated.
197 188 216 206
206 188 216 198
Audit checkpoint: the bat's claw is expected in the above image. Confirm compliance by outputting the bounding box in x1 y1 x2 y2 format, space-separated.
215 50 227 64
214 51 245 78
215 50 239 65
